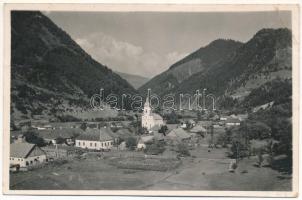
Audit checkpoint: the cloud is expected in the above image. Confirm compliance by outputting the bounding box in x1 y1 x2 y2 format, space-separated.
75 32 187 78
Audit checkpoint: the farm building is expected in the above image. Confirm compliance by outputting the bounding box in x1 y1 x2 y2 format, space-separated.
167 128 191 143
190 124 207 136
10 136 47 169
225 118 241 127
37 128 83 145
42 145 79 159
75 128 114 150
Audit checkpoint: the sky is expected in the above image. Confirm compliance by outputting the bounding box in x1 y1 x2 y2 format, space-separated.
45 11 291 78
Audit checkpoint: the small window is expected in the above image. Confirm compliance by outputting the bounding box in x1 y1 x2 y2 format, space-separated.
90 143 92 147
95 143 97 147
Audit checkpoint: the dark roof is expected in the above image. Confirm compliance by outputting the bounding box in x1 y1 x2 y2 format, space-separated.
167 128 191 140
76 128 113 141
226 118 241 123
37 128 83 140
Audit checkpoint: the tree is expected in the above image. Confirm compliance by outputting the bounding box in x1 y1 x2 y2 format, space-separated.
125 137 137 150
24 131 46 147
158 125 168 136
166 110 179 124
80 122 87 131
175 143 190 157
197 110 202 121
144 140 166 155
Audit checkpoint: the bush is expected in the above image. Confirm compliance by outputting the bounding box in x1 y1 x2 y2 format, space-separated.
175 143 190 157
125 137 137 150
144 140 166 155
24 131 46 147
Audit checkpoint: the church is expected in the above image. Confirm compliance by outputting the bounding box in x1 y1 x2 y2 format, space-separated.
141 97 164 131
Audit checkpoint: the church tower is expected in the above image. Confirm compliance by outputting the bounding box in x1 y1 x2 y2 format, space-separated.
143 96 151 116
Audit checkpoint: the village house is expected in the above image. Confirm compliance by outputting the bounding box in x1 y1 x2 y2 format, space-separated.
225 118 241 127
10 136 47 169
141 97 164 131
220 115 228 121
197 120 213 131
190 124 207 137
230 113 248 121
166 128 191 144
110 121 123 128
42 145 79 159
49 122 81 130
37 128 83 145
179 120 187 129
75 128 114 150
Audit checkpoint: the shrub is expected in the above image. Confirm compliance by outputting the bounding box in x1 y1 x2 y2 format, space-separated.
175 143 190 157
144 140 166 155
125 137 137 150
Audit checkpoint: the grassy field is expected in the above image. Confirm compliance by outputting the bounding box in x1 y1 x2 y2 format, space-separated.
10 146 291 191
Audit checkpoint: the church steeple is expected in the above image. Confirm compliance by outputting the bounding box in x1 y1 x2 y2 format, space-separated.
143 96 151 116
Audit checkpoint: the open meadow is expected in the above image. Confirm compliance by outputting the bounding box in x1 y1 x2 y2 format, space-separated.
10 146 291 191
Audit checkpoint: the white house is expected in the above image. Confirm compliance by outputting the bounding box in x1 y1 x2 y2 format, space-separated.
141 97 164 131
225 118 241 127
10 136 47 168
75 128 114 150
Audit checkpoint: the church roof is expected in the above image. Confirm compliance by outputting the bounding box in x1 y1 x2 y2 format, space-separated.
151 113 163 120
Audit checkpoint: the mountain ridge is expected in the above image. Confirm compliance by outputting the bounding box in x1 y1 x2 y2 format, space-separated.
139 28 292 111
115 71 149 89
11 11 137 122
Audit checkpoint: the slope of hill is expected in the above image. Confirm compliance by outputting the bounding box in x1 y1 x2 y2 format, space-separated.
139 39 242 96
11 11 136 122
139 28 292 111
116 72 149 89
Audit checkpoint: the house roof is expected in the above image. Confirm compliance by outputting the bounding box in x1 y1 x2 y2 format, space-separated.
139 135 154 143
76 128 113 142
167 128 191 140
10 142 38 158
226 118 241 123
190 125 207 133
188 119 196 123
115 129 133 139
